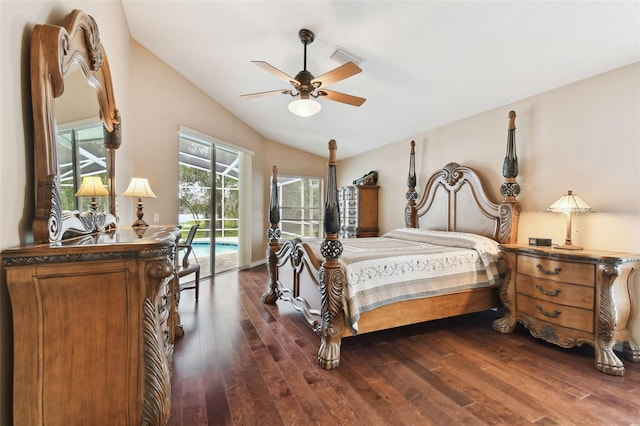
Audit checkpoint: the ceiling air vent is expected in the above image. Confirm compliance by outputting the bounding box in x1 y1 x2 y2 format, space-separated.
330 47 364 66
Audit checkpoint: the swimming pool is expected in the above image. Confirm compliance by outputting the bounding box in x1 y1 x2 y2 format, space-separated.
192 241 238 258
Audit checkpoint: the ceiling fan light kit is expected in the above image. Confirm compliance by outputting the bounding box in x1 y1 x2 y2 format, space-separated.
289 98 322 117
241 28 366 117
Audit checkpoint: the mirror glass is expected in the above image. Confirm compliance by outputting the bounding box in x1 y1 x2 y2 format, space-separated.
55 63 108 212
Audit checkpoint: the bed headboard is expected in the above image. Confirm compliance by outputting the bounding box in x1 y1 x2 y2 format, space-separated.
408 162 519 243
405 111 520 244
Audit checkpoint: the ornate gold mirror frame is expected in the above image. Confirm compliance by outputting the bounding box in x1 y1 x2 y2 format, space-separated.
31 9 120 243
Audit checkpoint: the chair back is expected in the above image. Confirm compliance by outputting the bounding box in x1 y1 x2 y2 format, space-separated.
176 223 202 300
177 223 200 268
182 223 200 246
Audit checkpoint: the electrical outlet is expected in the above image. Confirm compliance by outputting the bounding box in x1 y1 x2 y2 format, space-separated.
153 213 160 223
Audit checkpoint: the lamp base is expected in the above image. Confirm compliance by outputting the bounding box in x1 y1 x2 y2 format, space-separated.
553 243 583 250
132 225 148 238
132 200 148 228
131 219 149 228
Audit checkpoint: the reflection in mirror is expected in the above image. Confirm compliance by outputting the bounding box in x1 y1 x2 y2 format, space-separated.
31 9 121 243
55 61 107 212
57 122 108 212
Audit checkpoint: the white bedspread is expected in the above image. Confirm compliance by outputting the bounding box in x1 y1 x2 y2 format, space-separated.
306 228 504 334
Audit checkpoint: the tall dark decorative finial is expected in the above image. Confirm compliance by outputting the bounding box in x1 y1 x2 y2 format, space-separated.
322 140 342 251
320 140 343 259
500 111 520 202
262 165 282 305
405 141 418 227
267 165 281 242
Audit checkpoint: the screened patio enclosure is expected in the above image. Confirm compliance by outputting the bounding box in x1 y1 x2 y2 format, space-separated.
179 135 240 276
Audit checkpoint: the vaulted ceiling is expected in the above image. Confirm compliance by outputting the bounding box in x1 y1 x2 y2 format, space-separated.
122 1 639 159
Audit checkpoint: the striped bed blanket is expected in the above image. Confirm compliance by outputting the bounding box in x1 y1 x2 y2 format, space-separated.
306 228 504 334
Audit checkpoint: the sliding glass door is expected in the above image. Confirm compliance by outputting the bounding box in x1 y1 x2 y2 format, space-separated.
178 132 241 277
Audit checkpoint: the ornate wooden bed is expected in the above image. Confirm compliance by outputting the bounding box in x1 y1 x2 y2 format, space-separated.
263 112 521 369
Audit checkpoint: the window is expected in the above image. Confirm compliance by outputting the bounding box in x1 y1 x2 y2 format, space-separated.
57 121 107 212
278 176 323 238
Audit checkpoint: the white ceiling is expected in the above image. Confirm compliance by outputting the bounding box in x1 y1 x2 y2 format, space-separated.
122 1 639 159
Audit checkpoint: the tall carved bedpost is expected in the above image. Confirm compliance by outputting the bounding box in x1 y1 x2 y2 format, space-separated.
318 140 346 369
405 140 418 228
262 166 281 304
493 110 522 334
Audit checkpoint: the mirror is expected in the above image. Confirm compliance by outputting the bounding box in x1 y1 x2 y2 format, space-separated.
31 9 121 243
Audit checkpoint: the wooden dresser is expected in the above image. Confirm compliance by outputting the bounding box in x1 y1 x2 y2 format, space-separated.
2 225 180 425
492 244 640 375
338 185 379 238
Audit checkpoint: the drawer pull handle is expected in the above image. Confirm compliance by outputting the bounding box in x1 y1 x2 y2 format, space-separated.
535 285 561 297
536 264 562 275
536 304 562 318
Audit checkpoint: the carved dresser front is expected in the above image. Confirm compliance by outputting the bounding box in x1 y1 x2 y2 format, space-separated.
2 226 180 425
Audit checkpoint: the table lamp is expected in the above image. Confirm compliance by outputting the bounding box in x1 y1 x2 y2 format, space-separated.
545 190 592 250
122 177 157 227
75 176 109 211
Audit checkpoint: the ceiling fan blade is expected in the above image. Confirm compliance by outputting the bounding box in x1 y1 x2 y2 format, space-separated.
318 89 366 107
252 61 299 86
240 89 292 99
311 62 362 88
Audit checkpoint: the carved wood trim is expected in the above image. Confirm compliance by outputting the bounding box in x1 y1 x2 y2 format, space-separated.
142 298 172 425
2 244 173 267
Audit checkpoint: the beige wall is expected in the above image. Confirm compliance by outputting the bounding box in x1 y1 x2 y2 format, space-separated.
340 63 640 250
127 40 269 266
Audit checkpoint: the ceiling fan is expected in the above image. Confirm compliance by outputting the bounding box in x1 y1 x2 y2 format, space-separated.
240 28 366 117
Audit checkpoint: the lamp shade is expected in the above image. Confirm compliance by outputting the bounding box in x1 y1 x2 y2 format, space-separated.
288 98 321 117
75 176 109 197
122 177 157 198
545 190 592 213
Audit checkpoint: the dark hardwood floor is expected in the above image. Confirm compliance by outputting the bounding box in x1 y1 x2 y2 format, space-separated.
169 265 640 425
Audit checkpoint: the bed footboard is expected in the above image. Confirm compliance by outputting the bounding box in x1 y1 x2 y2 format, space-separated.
263 166 325 331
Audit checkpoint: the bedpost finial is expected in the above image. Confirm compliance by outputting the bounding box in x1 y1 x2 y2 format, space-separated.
501 110 520 202
271 165 278 183
328 139 337 165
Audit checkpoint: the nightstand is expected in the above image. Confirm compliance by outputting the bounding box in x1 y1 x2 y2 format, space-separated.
492 244 640 375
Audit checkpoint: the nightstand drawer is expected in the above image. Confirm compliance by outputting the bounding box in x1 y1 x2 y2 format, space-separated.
516 275 594 309
517 293 593 333
517 254 595 286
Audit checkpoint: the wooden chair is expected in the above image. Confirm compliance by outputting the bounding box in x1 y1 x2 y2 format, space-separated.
175 223 201 300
